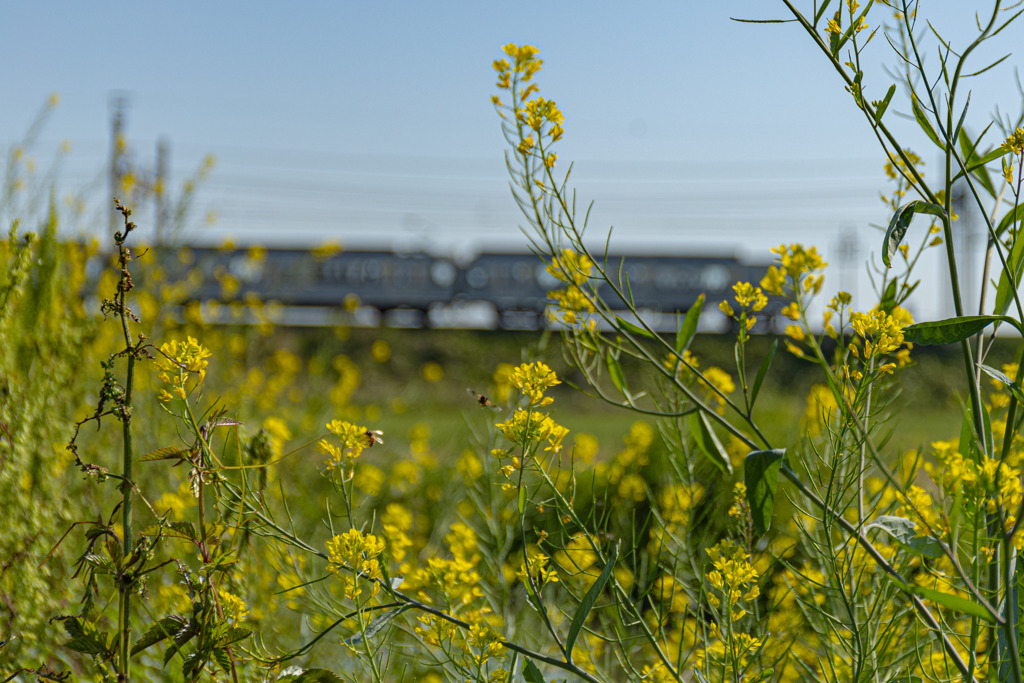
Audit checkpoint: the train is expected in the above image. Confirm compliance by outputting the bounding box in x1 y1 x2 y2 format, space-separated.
151 245 780 330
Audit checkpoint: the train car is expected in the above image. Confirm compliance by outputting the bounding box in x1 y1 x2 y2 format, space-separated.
162 247 457 312
152 245 777 330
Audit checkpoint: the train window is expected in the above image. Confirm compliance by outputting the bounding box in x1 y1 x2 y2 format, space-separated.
700 264 730 291
467 267 488 289
229 254 264 283
513 261 533 282
431 261 456 287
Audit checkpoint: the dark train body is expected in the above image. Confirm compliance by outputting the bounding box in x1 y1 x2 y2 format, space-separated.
154 246 778 330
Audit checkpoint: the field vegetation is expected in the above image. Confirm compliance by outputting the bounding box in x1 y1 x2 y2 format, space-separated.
4 1 1024 681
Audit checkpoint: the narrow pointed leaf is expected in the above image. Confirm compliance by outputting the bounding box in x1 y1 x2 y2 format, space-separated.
911 95 943 149
344 606 411 645
953 145 1010 187
293 670 345 683
978 364 1024 403
745 449 784 534
883 201 946 267
889 577 995 622
995 203 1024 238
813 0 832 25
131 615 188 654
606 349 627 395
749 338 778 409
865 515 943 558
566 545 617 662
957 127 996 198
993 225 1024 316
903 315 1023 345
676 294 704 355
873 83 896 122
689 412 732 474
616 316 656 340
879 278 898 313
140 446 189 463
950 94 971 158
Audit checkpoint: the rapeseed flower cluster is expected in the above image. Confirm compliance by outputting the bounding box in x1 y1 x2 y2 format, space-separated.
824 0 868 37
509 360 560 405
1005 126 1024 185
760 243 827 298
495 409 568 456
705 539 760 613
846 305 912 378
326 528 385 600
546 249 596 324
154 336 212 402
925 437 1024 548
719 280 767 343
493 44 565 175
1003 126 1024 156
319 419 378 471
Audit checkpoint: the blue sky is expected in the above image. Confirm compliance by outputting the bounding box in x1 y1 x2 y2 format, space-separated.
2 2 1020 315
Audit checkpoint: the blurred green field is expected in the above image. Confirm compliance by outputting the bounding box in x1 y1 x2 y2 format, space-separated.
291 325 997 458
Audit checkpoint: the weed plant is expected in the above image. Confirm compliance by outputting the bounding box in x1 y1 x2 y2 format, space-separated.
3 1 1024 681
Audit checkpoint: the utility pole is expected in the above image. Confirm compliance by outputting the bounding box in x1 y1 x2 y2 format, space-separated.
155 138 169 246
109 94 128 234
836 227 859 298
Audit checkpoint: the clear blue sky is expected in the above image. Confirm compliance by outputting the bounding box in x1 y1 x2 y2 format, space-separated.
2 2 1019 315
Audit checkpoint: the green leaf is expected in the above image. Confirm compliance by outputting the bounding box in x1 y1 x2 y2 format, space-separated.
903 315 1023 345
566 545 617 662
957 127 996 198
882 201 946 267
213 646 232 674
865 515 943 558
879 278 898 313
993 225 1024 316
911 95 943 149
813 0 832 25
140 446 189 463
676 294 704 355
749 338 778 409
293 671 345 683
160 521 200 542
218 626 253 647
276 668 346 683
959 408 983 464
995 203 1024 239
523 658 546 683
689 412 733 474
132 615 188 655
616 316 656 340
63 633 110 656
606 349 627 395
888 577 995 623
873 84 896 123
344 606 411 646
978 364 1024 404
953 145 1010 191
744 449 784 535
83 553 116 574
